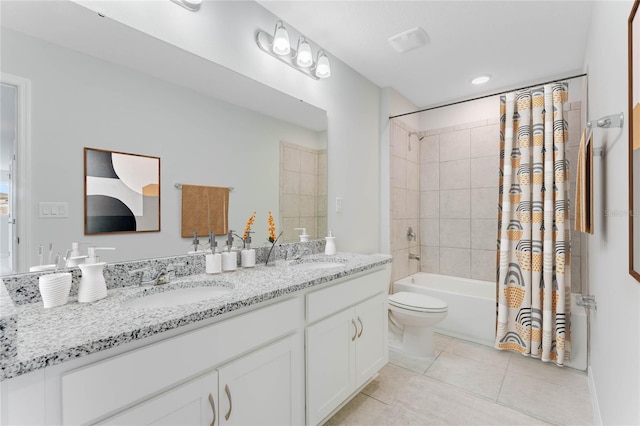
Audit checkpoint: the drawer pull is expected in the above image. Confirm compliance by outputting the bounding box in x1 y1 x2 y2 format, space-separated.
208 393 216 426
357 316 363 338
351 319 357 341
225 384 233 421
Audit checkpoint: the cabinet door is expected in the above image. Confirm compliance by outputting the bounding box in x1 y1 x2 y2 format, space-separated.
217 336 295 426
100 371 218 426
306 308 356 425
355 293 388 387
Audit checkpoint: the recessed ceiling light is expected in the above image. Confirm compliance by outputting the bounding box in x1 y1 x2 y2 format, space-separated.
388 27 429 53
471 75 491 85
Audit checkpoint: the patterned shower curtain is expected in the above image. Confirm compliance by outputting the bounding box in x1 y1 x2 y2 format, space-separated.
495 83 571 366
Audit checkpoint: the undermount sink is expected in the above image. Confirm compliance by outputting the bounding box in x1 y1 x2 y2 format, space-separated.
125 286 231 309
290 262 346 270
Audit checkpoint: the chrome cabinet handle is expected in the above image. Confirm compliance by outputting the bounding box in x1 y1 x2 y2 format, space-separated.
208 393 216 426
357 316 363 338
351 319 357 341
224 384 232 421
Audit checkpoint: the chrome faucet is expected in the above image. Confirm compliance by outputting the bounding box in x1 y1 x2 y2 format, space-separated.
409 253 421 261
129 262 186 286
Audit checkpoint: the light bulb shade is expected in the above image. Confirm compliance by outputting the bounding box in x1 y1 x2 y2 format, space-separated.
296 38 313 68
272 21 290 56
315 52 331 78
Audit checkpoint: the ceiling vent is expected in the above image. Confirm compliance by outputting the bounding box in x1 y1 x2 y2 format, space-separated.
388 27 429 53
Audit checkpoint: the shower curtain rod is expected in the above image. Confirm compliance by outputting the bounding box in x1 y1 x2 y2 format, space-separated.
388 72 587 120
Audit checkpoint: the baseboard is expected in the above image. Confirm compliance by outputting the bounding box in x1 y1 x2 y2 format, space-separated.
588 366 602 426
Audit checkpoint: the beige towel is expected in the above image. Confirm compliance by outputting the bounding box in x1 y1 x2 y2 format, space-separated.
575 130 593 234
181 184 229 237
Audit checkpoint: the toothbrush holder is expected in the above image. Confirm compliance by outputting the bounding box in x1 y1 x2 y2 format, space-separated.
38 272 72 308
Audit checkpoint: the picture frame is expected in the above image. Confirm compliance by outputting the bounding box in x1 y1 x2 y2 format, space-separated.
629 0 640 282
84 147 160 235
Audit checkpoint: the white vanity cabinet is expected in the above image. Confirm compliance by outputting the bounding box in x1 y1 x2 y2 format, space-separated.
100 335 296 426
305 269 389 425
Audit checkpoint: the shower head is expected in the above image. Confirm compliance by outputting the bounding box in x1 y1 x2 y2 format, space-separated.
408 131 425 141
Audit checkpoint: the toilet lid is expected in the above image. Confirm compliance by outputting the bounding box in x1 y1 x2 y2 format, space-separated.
389 291 447 312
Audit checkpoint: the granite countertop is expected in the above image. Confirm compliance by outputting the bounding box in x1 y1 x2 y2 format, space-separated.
0 253 391 381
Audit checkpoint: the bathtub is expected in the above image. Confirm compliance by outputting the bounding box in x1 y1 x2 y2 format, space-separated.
393 272 587 371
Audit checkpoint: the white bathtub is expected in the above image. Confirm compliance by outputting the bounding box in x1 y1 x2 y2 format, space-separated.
393 272 587 370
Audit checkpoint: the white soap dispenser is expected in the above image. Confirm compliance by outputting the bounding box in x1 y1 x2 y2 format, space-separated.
294 227 310 242
78 247 114 303
222 230 237 272
65 242 88 267
206 232 222 274
241 231 256 268
324 230 336 256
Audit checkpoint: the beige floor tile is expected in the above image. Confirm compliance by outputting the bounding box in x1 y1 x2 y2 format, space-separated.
498 370 594 426
434 332 452 351
362 363 421 404
425 351 508 400
508 353 590 390
388 348 438 374
444 338 512 367
324 393 414 426
389 374 553 425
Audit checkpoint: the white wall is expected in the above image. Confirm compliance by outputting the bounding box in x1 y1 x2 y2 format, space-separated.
583 1 640 424
75 0 382 254
2 29 323 268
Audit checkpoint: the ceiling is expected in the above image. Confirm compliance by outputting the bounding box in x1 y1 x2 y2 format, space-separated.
258 1 593 109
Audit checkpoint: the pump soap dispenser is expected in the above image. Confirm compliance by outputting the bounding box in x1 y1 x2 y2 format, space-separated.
206 232 222 274
222 230 237 272
78 247 114 303
324 230 336 256
294 227 310 242
241 231 256 268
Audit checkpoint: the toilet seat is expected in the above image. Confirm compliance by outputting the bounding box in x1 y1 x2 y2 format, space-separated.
389 291 447 313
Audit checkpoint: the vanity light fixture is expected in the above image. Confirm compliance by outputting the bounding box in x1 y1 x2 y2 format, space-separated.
471 74 492 85
171 0 202 12
256 21 331 80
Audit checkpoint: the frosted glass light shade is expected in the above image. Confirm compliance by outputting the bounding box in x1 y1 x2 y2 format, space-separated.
296 38 313 67
315 52 331 78
272 22 290 56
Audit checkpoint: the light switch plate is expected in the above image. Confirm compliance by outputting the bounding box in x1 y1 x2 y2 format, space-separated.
39 202 69 218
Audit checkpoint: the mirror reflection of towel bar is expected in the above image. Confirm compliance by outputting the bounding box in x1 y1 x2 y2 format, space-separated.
174 183 234 191
586 112 624 129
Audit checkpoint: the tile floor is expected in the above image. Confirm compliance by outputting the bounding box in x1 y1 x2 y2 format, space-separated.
326 334 594 426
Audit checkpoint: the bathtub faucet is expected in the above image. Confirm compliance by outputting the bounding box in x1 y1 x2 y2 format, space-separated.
409 253 420 261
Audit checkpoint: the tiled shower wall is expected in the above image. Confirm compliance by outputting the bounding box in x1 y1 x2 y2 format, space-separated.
390 122 421 282
280 142 328 243
419 119 500 281
419 103 585 293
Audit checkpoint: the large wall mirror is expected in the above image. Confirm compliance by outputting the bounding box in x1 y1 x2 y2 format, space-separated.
0 1 327 274
630 0 640 282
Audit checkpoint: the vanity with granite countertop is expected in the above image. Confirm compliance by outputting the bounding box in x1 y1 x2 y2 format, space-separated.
0 248 391 425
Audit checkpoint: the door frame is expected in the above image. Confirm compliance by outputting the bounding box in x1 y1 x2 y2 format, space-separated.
1 73 31 274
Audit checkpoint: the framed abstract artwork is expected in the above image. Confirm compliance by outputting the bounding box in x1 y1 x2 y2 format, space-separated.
630 0 640 282
84 148 160 234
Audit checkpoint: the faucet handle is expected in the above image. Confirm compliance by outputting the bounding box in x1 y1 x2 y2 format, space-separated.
129 267 154 286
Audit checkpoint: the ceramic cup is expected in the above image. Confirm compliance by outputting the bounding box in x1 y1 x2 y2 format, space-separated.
38 272 72 308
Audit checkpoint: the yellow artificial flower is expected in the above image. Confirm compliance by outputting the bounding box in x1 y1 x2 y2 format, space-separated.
243 211 256 239
267 211 277 242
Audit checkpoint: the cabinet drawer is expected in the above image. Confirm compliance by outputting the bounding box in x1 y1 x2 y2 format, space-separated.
306 267 389 323
62 298 299 425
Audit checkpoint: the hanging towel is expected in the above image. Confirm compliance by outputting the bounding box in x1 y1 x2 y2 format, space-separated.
575 129 593 234
181 184 229 237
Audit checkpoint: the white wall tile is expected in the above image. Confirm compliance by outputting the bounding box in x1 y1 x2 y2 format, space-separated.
440 219 471 248
421 163 439 191
470 156 499 188
300 173 316 196
281 194 300 217
300 150 317 175
391 155 407 189
440 130 470 162
299 195 315 217
392 124 408 159
471 188 498 219
283 145 301 172
470 124 500 158
567 109 582 147
440 189 470 219
421 190 440 219
281 170 300 194
421 246 439 273
407 160 420 192
407 190 420 219
471 219 498 250
425 125 455 136
421 219 439 247
392 187 408 219
455 119 488 130
471 249 497 282
440 247 471 278
440 159 471 190
421 135 439 164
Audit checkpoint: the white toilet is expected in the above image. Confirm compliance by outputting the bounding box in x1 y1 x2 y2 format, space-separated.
388 291 448 358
